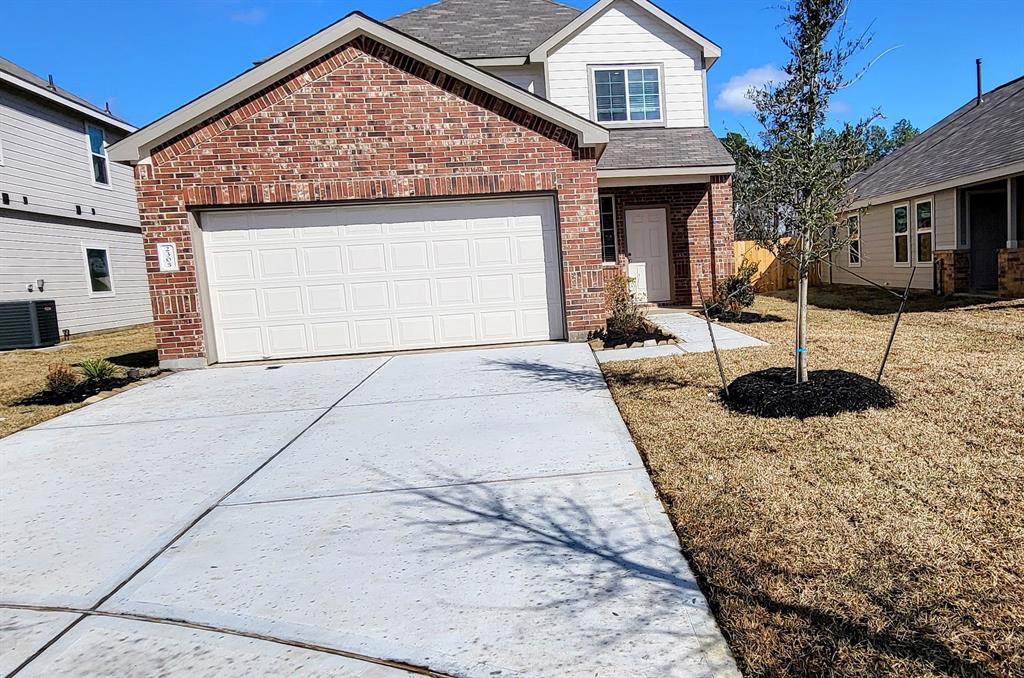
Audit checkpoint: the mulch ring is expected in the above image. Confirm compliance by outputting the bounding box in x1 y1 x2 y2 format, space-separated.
595 321 676 349
15 367 162 406
722 367 897 419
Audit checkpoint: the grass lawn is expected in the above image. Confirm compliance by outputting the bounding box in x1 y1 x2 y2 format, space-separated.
0 324 157 438
602 286 1023 677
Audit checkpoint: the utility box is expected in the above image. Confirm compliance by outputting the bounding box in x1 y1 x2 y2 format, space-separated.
0 300 60 350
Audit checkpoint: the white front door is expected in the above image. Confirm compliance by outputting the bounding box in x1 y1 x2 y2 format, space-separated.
200 196 564 363
625 208 670 303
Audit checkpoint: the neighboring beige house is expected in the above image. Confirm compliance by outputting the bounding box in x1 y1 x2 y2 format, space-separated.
0 57 152 335
836 74 1023 297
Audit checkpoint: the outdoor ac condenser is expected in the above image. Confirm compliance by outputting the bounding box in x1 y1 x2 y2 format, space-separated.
0 300 60 350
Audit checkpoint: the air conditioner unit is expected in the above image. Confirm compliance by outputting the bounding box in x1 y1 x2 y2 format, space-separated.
0 300 60 350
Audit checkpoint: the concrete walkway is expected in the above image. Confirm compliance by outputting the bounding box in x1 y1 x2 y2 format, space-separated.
597 312 767 363
1 344 737 677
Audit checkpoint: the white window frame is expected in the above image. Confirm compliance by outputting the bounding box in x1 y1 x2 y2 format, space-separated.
85 123 111 188
588 63 666 127
847 214 861 267
82 244 116 297
599 194 618 264
913 197 934 264
893 203 911 267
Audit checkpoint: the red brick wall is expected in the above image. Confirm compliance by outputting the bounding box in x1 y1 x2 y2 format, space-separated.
603 176 735 305
135 37 604 364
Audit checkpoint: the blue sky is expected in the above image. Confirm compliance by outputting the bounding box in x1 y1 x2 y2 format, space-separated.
4 0 1022 137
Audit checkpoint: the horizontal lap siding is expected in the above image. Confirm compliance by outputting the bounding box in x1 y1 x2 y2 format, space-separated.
480 65 546 98
545 0 705 127
0 210 153 333
0 88 140 228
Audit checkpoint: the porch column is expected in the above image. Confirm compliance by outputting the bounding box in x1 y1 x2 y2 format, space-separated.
1009 177 1019 248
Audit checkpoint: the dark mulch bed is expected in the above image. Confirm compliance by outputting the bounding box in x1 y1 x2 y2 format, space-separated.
722 367 897 419
15 367 161 406
594 321 675 349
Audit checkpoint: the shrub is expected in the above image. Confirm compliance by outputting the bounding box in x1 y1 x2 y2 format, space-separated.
45 361 78 395
605 271 647 338
705 261 758 319
78 358 120 382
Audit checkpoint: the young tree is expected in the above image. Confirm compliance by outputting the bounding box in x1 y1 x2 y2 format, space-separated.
738 0 877 383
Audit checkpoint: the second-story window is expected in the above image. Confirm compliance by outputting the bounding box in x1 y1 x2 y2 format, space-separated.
593 66 662 124
87 124 109 185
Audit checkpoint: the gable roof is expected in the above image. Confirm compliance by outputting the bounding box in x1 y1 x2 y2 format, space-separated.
107 12 608 164
385 0 581 60
0 56 135 132
850 75 1024 206
529 0 721 68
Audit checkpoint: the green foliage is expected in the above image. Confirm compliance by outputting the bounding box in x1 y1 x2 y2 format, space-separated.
78 358 119 382
45 361 78 395
705 261 758 319
864 118 920 163
604 272 647 338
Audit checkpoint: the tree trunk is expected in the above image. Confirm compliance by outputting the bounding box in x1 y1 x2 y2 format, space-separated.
795 272 809 383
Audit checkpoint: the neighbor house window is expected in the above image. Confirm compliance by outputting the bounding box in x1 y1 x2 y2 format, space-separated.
893 205 910 265
593 66 662 123
847 215 861 267
599 195 617 263
84 246 114 295
86 124 109 185
914 199 933 263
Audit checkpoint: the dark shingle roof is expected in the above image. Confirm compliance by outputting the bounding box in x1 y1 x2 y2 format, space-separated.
385 0 581 59
850 75 1024 202
0 55 132 126
597 127 735 170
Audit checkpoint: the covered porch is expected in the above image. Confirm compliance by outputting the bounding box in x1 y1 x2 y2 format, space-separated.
596 127 736 305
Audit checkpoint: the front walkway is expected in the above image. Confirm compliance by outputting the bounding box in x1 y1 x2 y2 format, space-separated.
596 312 767 363
1 344 738 677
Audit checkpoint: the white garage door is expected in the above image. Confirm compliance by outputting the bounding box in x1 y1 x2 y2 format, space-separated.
200 196 564 363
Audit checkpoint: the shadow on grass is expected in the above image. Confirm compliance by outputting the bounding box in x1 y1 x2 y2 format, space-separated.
107 349 159 368
725 312 786 324
771 285 1004 316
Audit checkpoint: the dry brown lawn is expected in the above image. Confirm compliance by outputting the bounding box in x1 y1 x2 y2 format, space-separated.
0 324 156 438
602 286 1024 677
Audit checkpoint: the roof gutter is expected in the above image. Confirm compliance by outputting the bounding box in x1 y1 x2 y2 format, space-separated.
0 71 136 133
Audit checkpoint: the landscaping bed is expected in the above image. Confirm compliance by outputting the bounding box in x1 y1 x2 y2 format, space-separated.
590 320 676 350
601 287 1024 676
0 324 158 438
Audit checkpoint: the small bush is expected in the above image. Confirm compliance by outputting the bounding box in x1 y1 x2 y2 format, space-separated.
704 261 758 319
605 271 647 338
46 361 78 395
78 358 120 382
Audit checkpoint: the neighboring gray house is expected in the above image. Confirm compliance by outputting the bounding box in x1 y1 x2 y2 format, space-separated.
838 74 1023 297
0 57 152 335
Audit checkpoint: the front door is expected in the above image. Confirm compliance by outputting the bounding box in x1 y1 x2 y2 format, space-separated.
625 208 670 303
969 191 1007 290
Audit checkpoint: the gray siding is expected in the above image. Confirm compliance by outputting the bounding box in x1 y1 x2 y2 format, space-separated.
0 209 152 334
831 188 956 291
0 87 139 228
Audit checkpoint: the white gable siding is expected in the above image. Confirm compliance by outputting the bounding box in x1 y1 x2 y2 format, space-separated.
481 65 546 98
0 210 152 334
544 0 706 127
0 87 139 228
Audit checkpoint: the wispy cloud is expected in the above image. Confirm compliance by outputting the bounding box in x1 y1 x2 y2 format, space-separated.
714 65 787 113
230 7 268 24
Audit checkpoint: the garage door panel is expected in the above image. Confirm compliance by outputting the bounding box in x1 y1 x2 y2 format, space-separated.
202 196 563 362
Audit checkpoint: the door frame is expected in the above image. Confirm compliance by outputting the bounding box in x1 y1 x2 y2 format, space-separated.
623 205 672 303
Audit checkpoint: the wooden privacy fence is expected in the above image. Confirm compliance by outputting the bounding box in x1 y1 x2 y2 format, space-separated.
734 239 823 292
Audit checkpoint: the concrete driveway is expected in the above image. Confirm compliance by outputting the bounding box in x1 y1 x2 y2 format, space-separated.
0 344 737 677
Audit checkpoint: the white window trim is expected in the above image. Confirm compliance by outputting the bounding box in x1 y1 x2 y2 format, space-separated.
893 203 911 267
599 194 618 264
85 123 112 188
847 214 861 267
913 196 934 264
588 63 666 127
82 244 116 297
